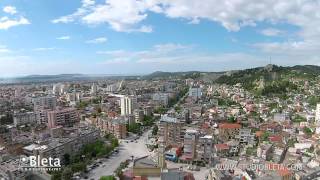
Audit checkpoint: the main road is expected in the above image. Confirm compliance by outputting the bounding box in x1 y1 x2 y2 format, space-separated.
86 130 151 180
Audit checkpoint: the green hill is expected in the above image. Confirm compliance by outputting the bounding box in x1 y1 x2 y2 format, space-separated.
215 64 320 97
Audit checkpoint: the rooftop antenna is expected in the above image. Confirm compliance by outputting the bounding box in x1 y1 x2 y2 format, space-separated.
269 56 272 65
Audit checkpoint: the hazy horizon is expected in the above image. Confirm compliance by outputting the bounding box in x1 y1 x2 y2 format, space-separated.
1 63 317 79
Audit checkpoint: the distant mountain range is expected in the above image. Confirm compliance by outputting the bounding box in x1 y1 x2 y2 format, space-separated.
1 65 320 84
0 74 139 84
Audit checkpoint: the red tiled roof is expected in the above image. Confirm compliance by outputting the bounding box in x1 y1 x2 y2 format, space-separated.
108 111 118 118
219 123 241 129
255 131 264 137
202 123 210 129
215 144 229 150
184 172 195 180
277 168 292 177
269 135 282 142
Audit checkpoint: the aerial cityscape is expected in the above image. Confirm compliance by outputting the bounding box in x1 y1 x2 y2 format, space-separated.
1 0 320 180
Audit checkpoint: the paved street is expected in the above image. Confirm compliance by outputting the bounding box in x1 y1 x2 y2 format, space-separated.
303 170 320 180
86 130 151 180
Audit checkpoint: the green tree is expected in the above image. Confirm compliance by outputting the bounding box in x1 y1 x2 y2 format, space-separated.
63 153 71 166
127 123 141 134
61 167 73 180
303 127 313 136
292 115 307 123
227 116 236 123
97 107 102 113
262 131 270 141
152 125 158 136
71 162 86 173
76 101 89 109
142 115 154 126
50 171 62 180
307 96 320 107
0 113 13 125
100 176 116 180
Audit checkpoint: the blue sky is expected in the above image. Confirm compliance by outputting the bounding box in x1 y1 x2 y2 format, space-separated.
0 0 320 76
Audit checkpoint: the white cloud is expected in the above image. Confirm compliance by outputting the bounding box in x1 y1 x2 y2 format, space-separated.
254 40 320 55
0 6 30 30
82 0 95 7
51 0 320 35
150 0 320 58
97 50 127 56
0 16 30 30
51 0 95 24
52 0 320 59
53 0 154 32
56 36 70 40
33 47 56 51
3 6 17 14
98 43 190 60
81 0 153 32
86 37 107 44
96 44 272 72
101 58 130 65
0 45 11 53
98 43 198 67
260 28 285 36
230 37 238 43
153 43 190 52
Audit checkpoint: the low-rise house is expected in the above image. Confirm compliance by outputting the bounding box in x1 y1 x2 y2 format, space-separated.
218 123 241 141
273 146 286 163
257 144 272 161
235 128 256 145
214 144 229 157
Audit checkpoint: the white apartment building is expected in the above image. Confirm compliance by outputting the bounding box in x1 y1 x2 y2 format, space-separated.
13 110 37 126
52 83 67 95
32 95 57 110
35 109 49 124
120 95 137 116
188 86 202 100
91 83 98 95
152 93 169 106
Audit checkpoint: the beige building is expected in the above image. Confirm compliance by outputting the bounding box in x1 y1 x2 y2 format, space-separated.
158 115 185 146
47 108 79 128
93 117 127 139
182 129 198 161
197 135 214 164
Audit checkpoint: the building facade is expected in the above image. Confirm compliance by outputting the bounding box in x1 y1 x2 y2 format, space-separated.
120 95 137 116
13 110 37 126
47 108 79 128
158 115 185 146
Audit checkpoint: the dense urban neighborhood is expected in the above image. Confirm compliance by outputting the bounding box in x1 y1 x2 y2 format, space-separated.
1 64 320 180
